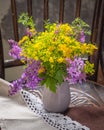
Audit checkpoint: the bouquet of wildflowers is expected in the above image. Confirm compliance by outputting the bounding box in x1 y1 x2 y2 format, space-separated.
8 13 97 95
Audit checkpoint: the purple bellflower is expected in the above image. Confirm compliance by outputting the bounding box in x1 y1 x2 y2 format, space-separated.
9 60 43 95
8 39 22 59
80 30 85 43
65 57 86 84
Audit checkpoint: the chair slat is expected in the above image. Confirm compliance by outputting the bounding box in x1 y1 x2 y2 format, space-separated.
97 0 104 76
90 0 101 42
0 29 5 78
27 0 32 16
89 0 103 81
11 0 19 41
44 0 49 21
59 0 65 23
4 59 25 68
75 0 81 17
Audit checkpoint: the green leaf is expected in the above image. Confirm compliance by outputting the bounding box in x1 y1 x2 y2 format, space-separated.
40 78 46 86
18 13 35 29
45 77 57 92
72 17 91 35
54 69 64 84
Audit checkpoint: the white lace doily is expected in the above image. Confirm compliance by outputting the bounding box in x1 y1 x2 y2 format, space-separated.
21 90 90 130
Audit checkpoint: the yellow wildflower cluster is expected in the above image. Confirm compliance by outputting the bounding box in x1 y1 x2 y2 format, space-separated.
19 23 96 64
19 36 29 45
18 20 97 78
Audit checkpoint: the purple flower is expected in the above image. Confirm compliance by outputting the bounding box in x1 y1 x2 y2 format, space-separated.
8 39 18 46
80 31 85 43
25 28 33 37
25 28 36 37
21 60 42 90
8 39 22 59
9 79 23 95
9 60 43 95
9 45 22 59
65 57 86 84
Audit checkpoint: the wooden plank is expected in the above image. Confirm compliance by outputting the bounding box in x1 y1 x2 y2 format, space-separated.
59 0 65 23
44 0 48 21
99 0 104 76
75 0 81 18
96 0 104 77
27 0 32 16
0 29 5 78
90 0 101 43
89 0 103 81
4 59 25 68
11 0 19 41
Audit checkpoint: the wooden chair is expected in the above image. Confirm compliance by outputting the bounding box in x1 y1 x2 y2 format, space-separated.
0 0 104 84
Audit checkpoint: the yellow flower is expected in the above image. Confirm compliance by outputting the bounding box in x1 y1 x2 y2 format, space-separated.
19 36 29 45
49 57 54 63
57 57 64 63
58 44 67 51
38 67 45 74
48 46 55 51
32 42 41 50
81 43 87 54
30 29 37 35
34 56 39 61
87 44 97 55
59 23 73 34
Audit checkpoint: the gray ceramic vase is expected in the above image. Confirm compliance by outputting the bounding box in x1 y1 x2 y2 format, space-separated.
42 82 70 113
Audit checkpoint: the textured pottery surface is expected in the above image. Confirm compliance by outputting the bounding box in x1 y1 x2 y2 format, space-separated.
42 82 70 113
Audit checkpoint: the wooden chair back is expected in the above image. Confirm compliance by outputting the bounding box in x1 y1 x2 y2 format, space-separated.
0 0 104 84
